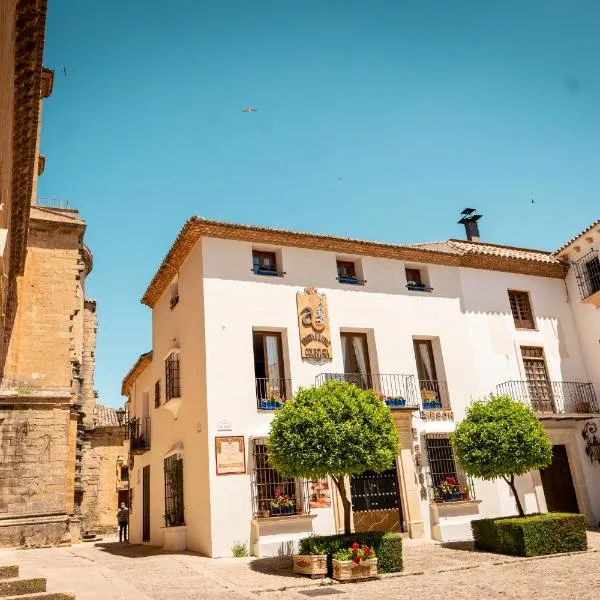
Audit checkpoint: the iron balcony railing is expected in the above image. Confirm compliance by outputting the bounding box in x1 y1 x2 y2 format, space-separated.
255 377 292 410
127 417 151 452
573 249 600 302
417 379 450 410
496 380 599 414
315 373 419 409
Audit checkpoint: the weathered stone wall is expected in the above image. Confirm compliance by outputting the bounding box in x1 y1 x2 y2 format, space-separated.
0 395 74 546
81 299 97 429
4 217 85 389
79 425 127 533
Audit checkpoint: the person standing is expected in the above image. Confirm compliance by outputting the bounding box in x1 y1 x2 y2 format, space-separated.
117 502 129 542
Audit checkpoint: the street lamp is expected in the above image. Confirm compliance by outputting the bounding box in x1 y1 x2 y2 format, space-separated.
116 407 126 427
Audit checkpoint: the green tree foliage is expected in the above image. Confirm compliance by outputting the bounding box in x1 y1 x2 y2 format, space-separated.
452 394 552 516
268 381 400 533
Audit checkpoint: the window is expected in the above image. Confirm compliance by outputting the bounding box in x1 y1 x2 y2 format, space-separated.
405 267 431 291
508 290 534 329
251 439 307 517
120 466 129 481
252 250 279 276
340 332 371 389
425 435 473 502
154 380 161 408
336 260 364 284
521 346 553 411
163 454 184 527
165 353 180 400
413 340 447 408
585 256 600 295
573 249 600 301
253 331 288 408
170 280 179 309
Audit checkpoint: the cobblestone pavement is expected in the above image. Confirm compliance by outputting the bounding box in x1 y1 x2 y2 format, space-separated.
0 532 598 600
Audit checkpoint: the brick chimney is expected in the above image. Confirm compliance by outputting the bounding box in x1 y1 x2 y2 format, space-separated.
458 208 482 242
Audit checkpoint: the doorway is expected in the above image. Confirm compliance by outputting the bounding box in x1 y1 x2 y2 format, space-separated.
350 462 403 533
539 445 579 513
142 465 151 542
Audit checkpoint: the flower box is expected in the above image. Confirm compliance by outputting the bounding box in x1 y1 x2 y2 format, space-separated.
270 506 295 516
332 558 378 582
385 397 407 408
258 398 282 410
293 555 328 578
423 400 442 410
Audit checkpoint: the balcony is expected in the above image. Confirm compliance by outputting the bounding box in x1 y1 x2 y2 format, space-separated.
255 377 292 410
127 417 151 453
315 373 419 409
496 380 599 414
417 379 450 411
573 249 600 306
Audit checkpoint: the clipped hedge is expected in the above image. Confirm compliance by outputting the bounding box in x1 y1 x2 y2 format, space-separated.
299 531 403 573
472 513 587 557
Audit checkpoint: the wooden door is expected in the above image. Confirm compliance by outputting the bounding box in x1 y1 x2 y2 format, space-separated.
540 445 579 514
142 465 150 542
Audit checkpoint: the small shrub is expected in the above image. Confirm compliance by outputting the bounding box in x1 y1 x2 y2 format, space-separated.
298 532 402 573
231 541 248 557
472 513 587 556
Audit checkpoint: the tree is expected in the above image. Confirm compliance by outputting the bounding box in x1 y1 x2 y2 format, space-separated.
452 394 552 517
267 381 400 534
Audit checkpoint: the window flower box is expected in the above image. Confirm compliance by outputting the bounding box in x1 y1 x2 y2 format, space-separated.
270 506 295 516
384 397 406 408
293 554 328 578
270 488 294 516
423 400 442 409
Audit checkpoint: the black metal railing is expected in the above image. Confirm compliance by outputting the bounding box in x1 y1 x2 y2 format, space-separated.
425 434 476 503
417 379 450 410
251 439 310 518
315 373 419 408
573 249 600 301
497 380 599 414
255 377 292 410
127 417 151 451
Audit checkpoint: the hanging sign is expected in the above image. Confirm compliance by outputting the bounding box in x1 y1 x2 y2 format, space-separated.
296 286 332 361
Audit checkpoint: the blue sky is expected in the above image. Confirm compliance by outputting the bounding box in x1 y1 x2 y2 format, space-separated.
39 1 600 406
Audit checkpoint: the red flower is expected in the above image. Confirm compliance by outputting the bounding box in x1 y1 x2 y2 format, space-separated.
352 542 360 550
363 546 371 556
353 555 361 564
274 489 281 497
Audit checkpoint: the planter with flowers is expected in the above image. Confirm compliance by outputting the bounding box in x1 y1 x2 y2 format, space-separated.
332 543 378 582
434 476 471 502
270 489 295 516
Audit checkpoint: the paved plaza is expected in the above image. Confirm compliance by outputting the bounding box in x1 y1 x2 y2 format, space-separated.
0 532 599 600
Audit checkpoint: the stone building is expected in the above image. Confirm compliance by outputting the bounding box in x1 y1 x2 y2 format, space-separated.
0 0 126 547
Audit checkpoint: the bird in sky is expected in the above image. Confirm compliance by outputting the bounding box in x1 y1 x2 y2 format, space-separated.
531 198 536 204
242 107 257 113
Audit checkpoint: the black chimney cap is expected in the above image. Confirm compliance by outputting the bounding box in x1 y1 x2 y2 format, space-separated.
461 208 476 215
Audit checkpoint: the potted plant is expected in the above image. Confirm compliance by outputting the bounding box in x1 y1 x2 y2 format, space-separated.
259 389 284 410
436 476 461 501
293 538 328 578
270 489 295 516
332 543 378 582
384 396 406 408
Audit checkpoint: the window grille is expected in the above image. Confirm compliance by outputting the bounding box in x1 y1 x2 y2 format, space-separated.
154 380 161 408
120 466 129 481
425 434 474 502
252 250 279 275
163 454 184 527
508 290 534 329
573 249 600 301
165 353 180 400
251 439 309 517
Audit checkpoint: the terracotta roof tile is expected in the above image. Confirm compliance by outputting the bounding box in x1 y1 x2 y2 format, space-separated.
556 219 600 254
446 240 559 264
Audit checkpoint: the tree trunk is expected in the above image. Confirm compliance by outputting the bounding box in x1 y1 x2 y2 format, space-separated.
332 476 352 534
503 474 525 517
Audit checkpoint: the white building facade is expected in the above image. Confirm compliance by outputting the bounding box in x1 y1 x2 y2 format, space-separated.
122 217 600 557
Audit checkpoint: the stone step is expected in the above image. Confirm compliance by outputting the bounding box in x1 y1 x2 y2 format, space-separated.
0 578 46 597
0 568 18 581
2 594 74 600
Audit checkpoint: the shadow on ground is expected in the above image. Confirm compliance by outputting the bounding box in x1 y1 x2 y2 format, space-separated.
93 542 202 559
440 541 476 552
249 556 300 579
